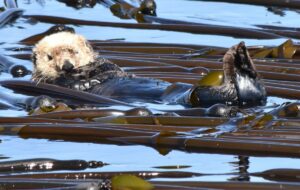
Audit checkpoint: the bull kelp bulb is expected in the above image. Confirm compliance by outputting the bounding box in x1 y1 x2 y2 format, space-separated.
198 71 224 86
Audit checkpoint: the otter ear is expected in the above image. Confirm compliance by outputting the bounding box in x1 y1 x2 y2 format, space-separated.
31 51 37 65
84 40 94 52
84 40 96 59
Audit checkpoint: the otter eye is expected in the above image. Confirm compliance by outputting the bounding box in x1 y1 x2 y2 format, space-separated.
47 55 53 61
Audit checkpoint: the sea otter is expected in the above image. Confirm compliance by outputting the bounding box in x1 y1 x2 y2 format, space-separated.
32 32 267 108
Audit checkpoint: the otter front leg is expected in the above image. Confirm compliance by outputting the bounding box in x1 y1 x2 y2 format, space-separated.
70 78 101 91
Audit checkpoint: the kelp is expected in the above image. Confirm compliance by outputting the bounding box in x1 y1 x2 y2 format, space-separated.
3 168 300 183
0 54 30 77
112 174 153 190
20 24 75 45
22 15 281 39
252 39 299 59
103 0 157 23
0 0 23 28
29 107 153 119
0 80 132 107
0 170 201 180
1 108 299 158
0 158 106 173
0 179 299 190
195 0 300 9
58 0 96 9
93 116 227 126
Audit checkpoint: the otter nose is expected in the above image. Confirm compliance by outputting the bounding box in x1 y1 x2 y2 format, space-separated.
62 60 74 72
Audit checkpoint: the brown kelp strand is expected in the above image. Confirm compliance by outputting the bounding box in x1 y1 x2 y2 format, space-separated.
29 107 153 119
15 37 300 61
266 86 300 99
220 135 300 144
169 104 238 117
16 124 156 138
134 71 300 84
272 102 300 118
253 169 300 182
5 122 202 134
0 101 14 110
0 8 23 28
91 40 221 50
2 169 300 185
0 179 77 189
196 0 300 9
20 25 75 45
98 46 197 54
265 81 300 91
89 56 172 67
228 132 300 142
265 29 300 40
109 55 300 70
142 14 300 40
93 116 228 126
126 63 300 75
0 117 84 124
6 168 300 183
1 179 299 190
153 181 300 190
0 0 22 27
9 51 300 76
92 41 300 60
256 24 300 32
265 79 300 87
80 54 300 75
22 15 281 39
99 50 186 58
4 0 17 9
113 135 300 157
0 80 132 107
0 54 14 72
142 14 204 25
0 158 106 173
133 72 201 79
125 66 209 75
0 171 201 180
21 35 216 49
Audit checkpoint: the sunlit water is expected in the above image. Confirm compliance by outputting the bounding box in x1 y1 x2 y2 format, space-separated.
0 0 299 183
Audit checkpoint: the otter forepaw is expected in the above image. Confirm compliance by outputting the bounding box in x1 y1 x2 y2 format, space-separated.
71 78 101 91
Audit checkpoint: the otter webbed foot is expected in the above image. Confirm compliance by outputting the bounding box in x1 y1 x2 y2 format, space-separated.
190 42 267 108
232 42 267 107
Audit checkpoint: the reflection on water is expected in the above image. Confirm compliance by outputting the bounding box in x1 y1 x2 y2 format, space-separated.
2 135 300 182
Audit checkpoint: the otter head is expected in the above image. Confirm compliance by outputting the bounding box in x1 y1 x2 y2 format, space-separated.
32 32 96 83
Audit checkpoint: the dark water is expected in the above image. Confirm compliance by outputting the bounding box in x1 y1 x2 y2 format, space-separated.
0 0 300 188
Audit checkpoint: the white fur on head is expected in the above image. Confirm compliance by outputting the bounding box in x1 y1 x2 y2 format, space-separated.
32 32 96 81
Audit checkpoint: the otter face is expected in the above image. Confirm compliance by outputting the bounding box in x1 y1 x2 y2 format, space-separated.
32 32 96 82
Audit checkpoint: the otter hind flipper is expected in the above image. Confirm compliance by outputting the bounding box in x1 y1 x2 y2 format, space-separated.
233 42 267 107
190 42 266 108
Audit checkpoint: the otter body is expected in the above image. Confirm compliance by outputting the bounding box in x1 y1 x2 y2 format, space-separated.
32 32 266 108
